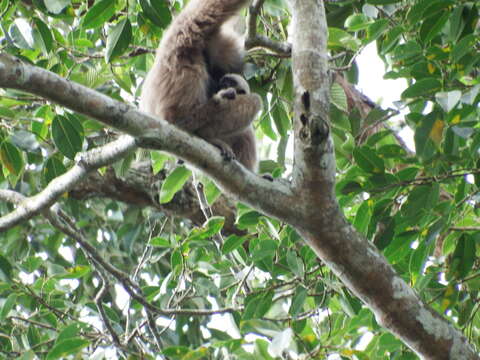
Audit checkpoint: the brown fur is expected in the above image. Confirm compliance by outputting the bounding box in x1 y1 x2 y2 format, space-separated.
199 74 260 171
140 0 261 171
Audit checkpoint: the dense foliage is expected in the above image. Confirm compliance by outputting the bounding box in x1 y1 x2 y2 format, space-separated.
0 0 479 359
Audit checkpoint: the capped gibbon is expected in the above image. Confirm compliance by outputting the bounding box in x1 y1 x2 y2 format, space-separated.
139 0 261 171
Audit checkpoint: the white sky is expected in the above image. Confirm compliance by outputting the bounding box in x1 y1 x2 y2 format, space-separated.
357 43 415 150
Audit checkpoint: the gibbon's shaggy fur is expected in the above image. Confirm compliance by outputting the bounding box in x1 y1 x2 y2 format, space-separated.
197 73 259 170
140 0 262 171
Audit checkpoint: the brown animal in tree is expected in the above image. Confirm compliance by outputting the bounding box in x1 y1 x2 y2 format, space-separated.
140 0 262 171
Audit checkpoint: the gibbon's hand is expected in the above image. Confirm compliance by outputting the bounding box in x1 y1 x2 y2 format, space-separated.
209 138 236 162
219 88 237 100
213 88 236 103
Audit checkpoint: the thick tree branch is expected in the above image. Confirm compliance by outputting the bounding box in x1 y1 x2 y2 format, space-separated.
289 1 478 359
0 135 136 231
68 163 243 235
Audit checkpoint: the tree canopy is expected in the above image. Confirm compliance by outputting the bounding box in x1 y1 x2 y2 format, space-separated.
0 0 480 359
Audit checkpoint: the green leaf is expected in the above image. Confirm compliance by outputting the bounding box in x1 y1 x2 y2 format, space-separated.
46 338 90 360
289 285 307 316
58 265 91 279
159 166 192 204
435 90 461 113
391 41 422 62
237 211 262 229
420 11 449 44
182 347 210 360
0 107 15 119
106 18 132 62
366 19 389 42
451 34 476 63
162 346 190 358
448 5 465 42
151 151 169 175
353 147 385 174
330 82 348 112
44 0 71 14
44 156 67 184
286 251 305 278
9 20 34 49
170 249 182 271
407 0 453 25
82 0 116 29
0 293 17 321
251 239 277 262
260 112 278 141
0 140 24 176
272 101 290 138
243 291 274 320
450 234 476 279
204 179 221 205
379 25 403 55
222 235 249 254
345 14 371 31
139 0 172 28
401 78 442 99
414 112 442 159
188 216 225 241
150 237 171 247
34 18 54 53
20 256 43 273
402 184 439 218
328 28 360 51
354 201 371 236
56 323 82 343
18 350 36 360
51 115 84 160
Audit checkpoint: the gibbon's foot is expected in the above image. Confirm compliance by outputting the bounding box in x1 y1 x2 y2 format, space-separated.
209 138 236 162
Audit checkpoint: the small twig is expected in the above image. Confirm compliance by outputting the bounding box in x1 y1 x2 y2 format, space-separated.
375 169 480 193
245 0 291 56
94 273 121 346
146 312 162 350
232 265 254 306
9 316 57 331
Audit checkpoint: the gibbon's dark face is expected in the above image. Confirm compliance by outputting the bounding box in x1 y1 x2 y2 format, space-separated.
219 74 249 95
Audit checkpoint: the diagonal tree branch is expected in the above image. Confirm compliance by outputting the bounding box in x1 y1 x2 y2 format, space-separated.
0 135 136 231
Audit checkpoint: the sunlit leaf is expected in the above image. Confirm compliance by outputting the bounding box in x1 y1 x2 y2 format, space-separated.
44 0 71 14
106 18 132 62
82 0 116 29
159 166 192 203
51 115 83 160
0 140 24 176
46 338 89 360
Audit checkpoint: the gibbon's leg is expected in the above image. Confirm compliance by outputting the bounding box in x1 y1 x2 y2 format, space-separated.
193 93 262 138
228 128 257 171
175 0 251 45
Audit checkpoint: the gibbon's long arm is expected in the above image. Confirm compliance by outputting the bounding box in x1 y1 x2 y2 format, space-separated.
192 93 262 138
177 0 251 43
